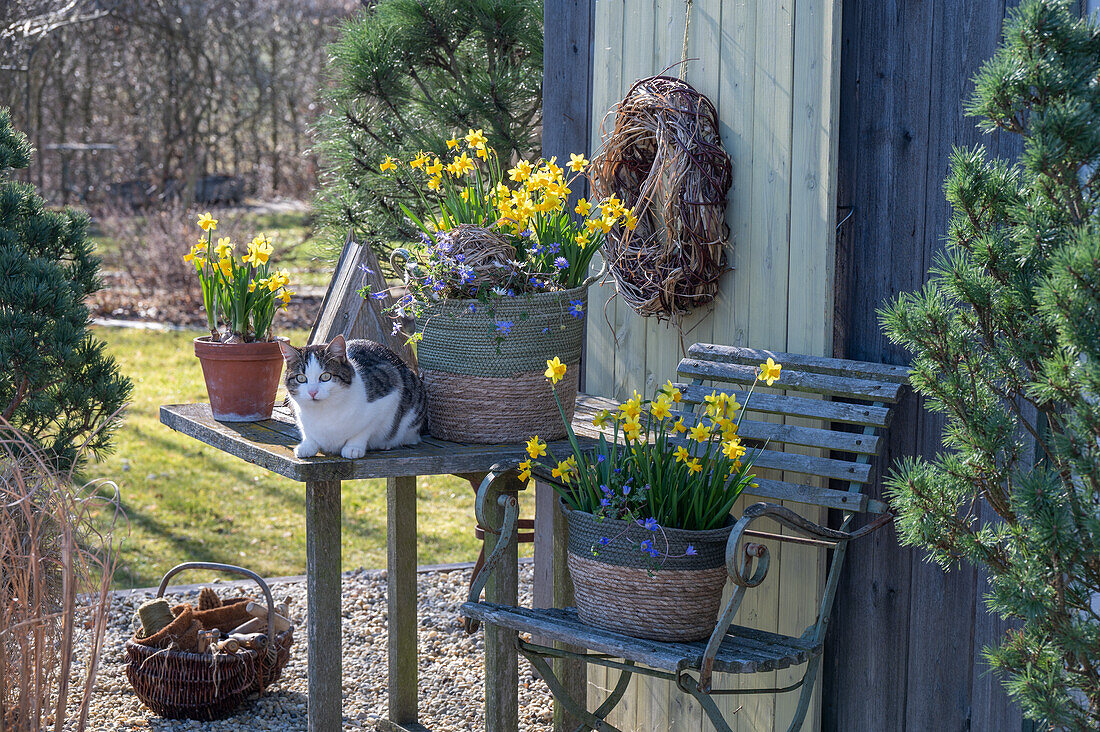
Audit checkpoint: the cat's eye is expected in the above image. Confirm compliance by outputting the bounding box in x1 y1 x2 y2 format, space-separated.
319 372 332 382
295 374 307 383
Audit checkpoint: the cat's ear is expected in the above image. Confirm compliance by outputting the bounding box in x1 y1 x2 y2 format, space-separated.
327 334 347 359
278 339 301 364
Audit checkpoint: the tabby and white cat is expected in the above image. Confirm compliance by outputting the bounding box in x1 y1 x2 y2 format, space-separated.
277 335 427 458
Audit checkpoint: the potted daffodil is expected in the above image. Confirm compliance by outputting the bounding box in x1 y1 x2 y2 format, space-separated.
185 212 295 421
520 356 781 641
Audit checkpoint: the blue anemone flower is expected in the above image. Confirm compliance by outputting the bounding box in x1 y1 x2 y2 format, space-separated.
554 256 569 270
686 545 698 556
494 320 513 335
569 299 585 318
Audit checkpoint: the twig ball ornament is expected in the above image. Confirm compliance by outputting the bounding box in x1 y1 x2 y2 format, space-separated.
589 75 733 321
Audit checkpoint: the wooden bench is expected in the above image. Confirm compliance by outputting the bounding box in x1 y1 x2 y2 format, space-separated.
461 343 908 732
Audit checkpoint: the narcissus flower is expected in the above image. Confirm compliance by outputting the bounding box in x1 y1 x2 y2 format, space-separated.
183 242 204 263
622 417 642 441
568 153 589 172
465 128 488 149
662 380 683 402
575 198 592 216
688 422 712 443
279 290 294 309
446 136 459 149
552 456 577 483
674 445 690 463
758 357 782 386
216 257 232 277
525 436 547 459
649 396 672 420
452 152 475 176
592 409 612 428
545 356 567 384
722 438 746 461
197 212 217 231
426 158 443 176
672 417 687 433
508 160 533 182
243 238 274 267
686 458 703 474
619 391 642 419
380 156 397 172
575 232 590 248
518 459 532 482
214 237 233 258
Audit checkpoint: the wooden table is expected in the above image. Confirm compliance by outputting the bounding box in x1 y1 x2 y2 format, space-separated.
160 399 603 732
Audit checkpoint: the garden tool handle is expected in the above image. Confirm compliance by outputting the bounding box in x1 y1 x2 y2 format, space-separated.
156 562 279 662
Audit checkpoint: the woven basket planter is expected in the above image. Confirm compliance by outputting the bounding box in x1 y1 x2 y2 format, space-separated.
416 286 587 443
563 502 733 642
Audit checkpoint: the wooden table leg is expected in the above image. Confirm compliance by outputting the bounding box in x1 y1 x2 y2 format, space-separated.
484 475 522 732
534 479 585 732
387 476 418 727
306 479 342 732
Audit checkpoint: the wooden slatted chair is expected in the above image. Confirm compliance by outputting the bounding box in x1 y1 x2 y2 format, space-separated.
460 343 908 732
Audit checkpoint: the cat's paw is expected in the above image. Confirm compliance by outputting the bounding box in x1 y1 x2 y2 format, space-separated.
295 441 320 459
341 444 367 460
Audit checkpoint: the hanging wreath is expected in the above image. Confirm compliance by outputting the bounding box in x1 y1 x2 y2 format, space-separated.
589 74 732 322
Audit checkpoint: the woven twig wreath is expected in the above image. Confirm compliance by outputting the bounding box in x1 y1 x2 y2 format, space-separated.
589 75 732 321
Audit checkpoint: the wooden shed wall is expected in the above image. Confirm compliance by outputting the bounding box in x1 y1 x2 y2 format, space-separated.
580 0 842 729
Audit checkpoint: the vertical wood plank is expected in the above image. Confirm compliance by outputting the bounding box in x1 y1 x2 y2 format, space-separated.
586 0 626 713
306 479 343 732
484 476 523 732
386 476 418 726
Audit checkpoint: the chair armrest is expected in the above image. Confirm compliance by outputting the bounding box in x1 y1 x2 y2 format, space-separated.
697 501 894 691
464 463 524 633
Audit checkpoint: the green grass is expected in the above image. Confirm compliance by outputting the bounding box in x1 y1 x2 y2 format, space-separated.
86 326 528 590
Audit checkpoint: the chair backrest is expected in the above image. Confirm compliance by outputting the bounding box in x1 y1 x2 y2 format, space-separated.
308 229 416 369
674 343 909 514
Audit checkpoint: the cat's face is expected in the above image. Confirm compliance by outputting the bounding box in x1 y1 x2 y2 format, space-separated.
278 336 355 403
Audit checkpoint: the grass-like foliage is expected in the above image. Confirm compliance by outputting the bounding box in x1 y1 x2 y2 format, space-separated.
878 2 1100 726
0 108 131 471
0 425 123 731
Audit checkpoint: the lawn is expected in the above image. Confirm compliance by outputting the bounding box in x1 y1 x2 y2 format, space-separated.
86 325 530 590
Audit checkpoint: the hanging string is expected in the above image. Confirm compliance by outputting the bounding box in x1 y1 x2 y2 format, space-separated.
679 0 694 79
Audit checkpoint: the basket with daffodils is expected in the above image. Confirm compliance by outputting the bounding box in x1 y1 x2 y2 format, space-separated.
519 356 782 641
184 212 294 421
376 130 637 443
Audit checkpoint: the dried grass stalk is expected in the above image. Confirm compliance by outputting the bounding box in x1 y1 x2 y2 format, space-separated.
0 424 124 732
589 74 733 322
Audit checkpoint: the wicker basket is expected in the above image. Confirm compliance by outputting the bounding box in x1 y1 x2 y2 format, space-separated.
125 562 293 720
416 285 588 443
563 502 733 642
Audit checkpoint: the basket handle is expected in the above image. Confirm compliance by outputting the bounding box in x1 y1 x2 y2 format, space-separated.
390 247 412 284
157 562 280 662
581 256 608 289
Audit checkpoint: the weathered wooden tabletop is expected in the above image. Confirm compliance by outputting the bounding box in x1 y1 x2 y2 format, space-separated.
159 395 609 732
160 396 610 482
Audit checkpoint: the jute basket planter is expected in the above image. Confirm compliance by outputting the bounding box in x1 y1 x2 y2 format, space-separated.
563 501 733 642
416 286 587 443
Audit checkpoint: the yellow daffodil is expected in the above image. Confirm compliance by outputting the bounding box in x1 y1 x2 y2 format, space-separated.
451 152 475 176
649 396 672 420
525 436 547 459
279 289 294 306
197 212 217 231
674 445 690 463
446 136 459 149
518 459 532 483
597 216 614 234
718 418 738 441
672 417 687 433
688 422 712 443
687 458 703 474
758 357 782 386
248 281 257 293
618 391 642 420
722 438 746 461
183 242 204 263
243 238 274 267
380 156 397 172
545 356 568 384
575 198 592 217
460 189 470 202
623 417 642 441
427 175 442 190
464 128 488 149
476 146 488 160
426 158 443 176
624 210 639 230
592 409 612 428
704 390 726 418
216 257 232 278
410 152 429 170
552 457 576 483
568 153 589 172
575 232 590 249
545 159 563 179
214 237 233 258
508 160 532 182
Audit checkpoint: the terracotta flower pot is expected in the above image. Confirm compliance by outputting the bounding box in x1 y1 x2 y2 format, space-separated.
194 337 285 422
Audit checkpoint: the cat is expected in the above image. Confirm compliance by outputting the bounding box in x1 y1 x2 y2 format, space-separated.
277 334 428 459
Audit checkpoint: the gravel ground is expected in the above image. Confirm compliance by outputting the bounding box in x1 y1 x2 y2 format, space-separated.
74 565 553 731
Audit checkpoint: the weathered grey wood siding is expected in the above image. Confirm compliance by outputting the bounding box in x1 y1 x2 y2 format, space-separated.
826 1 1028 730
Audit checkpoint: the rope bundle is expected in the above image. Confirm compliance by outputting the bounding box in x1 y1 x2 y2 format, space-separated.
589 74 732 321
